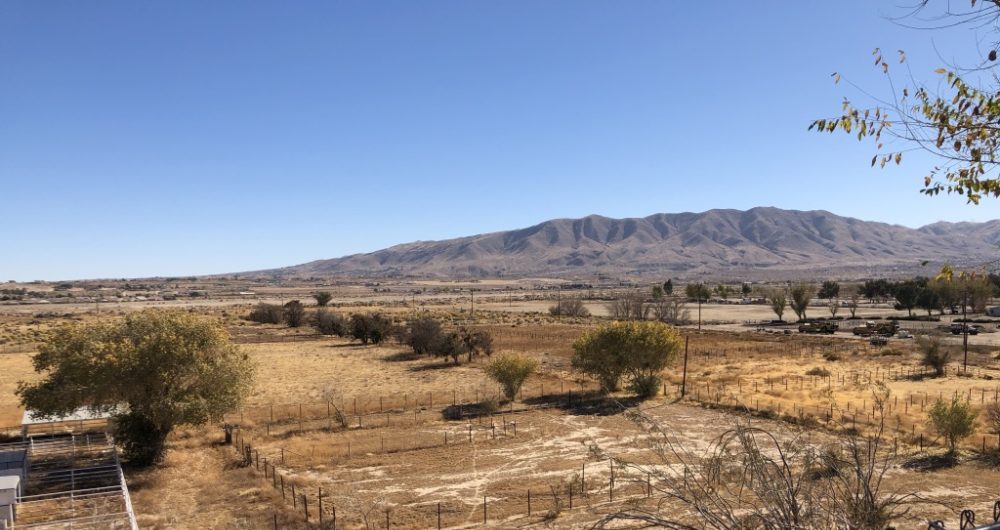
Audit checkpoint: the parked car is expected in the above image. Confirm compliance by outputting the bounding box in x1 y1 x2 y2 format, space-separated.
869 335 888 346
950 323 980 335
896 330 913 339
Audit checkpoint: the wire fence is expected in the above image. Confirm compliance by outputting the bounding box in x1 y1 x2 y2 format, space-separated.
232 429 675 530
223 363 1000 529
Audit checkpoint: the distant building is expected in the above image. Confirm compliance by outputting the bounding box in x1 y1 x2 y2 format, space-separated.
987 306 1000 317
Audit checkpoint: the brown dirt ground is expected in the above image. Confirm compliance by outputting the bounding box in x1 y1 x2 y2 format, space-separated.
3 311 1000 528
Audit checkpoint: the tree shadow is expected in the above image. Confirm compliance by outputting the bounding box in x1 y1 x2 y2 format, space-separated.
382 350 422 362
441 401 498 420
970 450 1000 468
521 392 644 416
325 342 359 349
438 391 648 421
904 372 941 382
408 361 458 372
901 452 959 471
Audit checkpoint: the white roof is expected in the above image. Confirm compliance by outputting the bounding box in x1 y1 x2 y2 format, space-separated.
0 475 19 489
22 407 114 426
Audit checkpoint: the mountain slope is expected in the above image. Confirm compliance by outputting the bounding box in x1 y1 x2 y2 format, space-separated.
263 208 1000 278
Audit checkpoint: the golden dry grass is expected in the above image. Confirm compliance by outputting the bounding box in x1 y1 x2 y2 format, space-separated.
4 307 1000 528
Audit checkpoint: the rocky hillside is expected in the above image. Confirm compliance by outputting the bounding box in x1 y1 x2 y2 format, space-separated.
258 207 1000 279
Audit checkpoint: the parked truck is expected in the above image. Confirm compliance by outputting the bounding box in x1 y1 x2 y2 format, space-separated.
798 322 839 334
852 320 899 337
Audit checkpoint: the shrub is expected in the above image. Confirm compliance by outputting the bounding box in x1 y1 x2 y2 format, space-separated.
986 401 1000 435
917 336 950 377
349 313 392 344
283 300 305 328
460 328 493 362
247 303 283 324
572 321 681 395
434 332 468 364
805 367 831 377
628 373 662 399
484 354 539 401
314 309 349 336
313 292 333 307
927 394 977 454
652 297 690 325
549 299 590 317
479 396 500 416
406 318 443 355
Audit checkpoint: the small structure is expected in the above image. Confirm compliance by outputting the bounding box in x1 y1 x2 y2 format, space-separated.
21 408 113 439
0 475 19 529
0 445 26 481
987 306 1000 317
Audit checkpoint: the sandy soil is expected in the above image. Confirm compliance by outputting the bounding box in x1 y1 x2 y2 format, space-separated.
4 308 1000 529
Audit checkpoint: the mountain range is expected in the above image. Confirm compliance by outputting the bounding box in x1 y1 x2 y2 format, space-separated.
257 208 1000 279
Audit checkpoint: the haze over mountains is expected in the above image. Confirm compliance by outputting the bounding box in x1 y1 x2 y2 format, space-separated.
261 208 1000 280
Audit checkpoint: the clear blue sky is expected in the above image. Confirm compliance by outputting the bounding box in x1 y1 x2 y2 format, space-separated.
3 1 999 280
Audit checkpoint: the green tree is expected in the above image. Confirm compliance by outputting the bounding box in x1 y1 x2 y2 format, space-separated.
891 281 921 317
928 278 957 315
484 354 538 401
817 281 840 300
571 321 682 397
651 285 664 301
789 283 814 321
927 394 977 455
859 279 891 304
916 285 941 316
714 284 730 300
17 311 255 466
313 291 333 307
741 282 752 297
663 279 674 296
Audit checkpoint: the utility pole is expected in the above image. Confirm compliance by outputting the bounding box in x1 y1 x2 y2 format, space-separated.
681 336 689 398
962 288 969 373
697 298 702 331
557 285 562 315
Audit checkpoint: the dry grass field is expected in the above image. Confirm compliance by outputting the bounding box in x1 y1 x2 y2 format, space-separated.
2 288 1000 529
